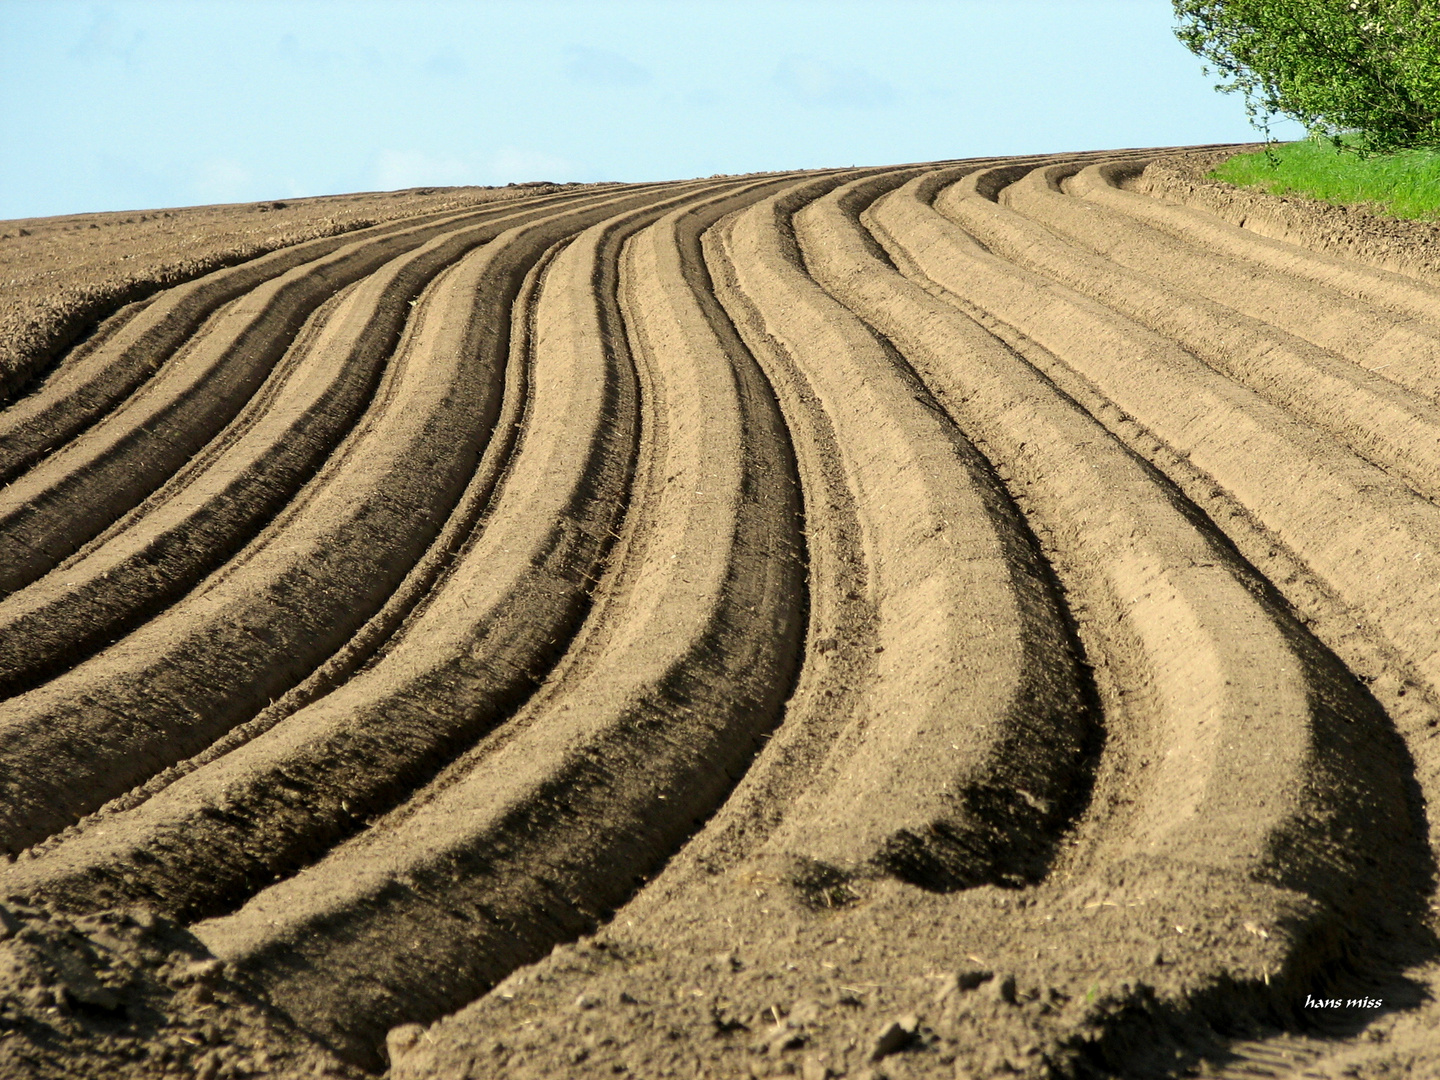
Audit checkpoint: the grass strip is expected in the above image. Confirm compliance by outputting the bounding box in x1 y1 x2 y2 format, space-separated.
1211 138 1440 221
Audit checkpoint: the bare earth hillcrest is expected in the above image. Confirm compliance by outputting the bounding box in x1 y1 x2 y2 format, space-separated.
1 148 1439 1079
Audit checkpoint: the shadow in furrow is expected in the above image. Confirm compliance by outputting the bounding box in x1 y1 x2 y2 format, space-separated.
859 158 1437 1070
702 166 1105 903
0 184 688 889
0 187 610 473
0 205 577 598
186 174 810 1071
0 197 612 702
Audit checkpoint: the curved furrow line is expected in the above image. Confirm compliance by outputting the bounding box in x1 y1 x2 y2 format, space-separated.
950 163 1440 509
711 169 1095 891
0 194 629 700
6 158 1439 1078
1020 162 1440 399
183 174 809 1068
19 237 546 850
673 170 893 873
824 170 1415 945
1079 160 1440 323
0 186 680 856
372 156 1414 1080
0 179 735 917
0 210 456 481
870 168 1440 708
1132 156 1440 289
0 188 604 483
0 194 605 597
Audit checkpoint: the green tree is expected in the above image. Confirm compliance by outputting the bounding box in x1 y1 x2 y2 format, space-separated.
1174 0 1440 152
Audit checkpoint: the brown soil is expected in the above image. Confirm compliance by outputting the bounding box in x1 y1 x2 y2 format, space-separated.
1136 149 1440 286
1 148 1438 1079
0 183 595 403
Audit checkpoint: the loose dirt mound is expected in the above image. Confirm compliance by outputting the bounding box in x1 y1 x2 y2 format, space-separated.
1 150 1438 1079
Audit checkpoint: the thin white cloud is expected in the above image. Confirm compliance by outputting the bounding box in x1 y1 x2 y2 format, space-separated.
774 56 898 109
192 158 253 204
69 9 144 64
424 50 466 78
563 45 650 88
277 33 340 72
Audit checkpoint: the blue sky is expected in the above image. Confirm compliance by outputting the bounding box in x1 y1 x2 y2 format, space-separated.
0 0 1299 220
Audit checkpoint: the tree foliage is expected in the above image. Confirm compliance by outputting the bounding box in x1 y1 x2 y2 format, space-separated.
1174 0 1440 152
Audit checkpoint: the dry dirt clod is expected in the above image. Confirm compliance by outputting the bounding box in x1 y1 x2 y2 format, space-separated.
385 1022 425 1063
712 1003 749 1034
987 973 1018 1005
762 1022 808 1054
177 958 225 984
0 904 22 940
183 981 213 1006
788 997 822 1025
869 1014 919 1060
935 967 997 1004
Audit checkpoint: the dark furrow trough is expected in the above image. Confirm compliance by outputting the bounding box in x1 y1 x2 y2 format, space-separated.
0 153 1436 1080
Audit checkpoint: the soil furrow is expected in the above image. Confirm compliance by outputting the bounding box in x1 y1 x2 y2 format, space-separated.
0 195 621 699
843 166 1417 954
876 170 1440 707
950 164 1440 507
1021 162 1440 399
0 189 675 856
379 154 1426 1080
709 170 1094 892
0 181 722 917
186 175 808 1067
1135 153 1440 288
0 193 618 597
0 207 479 486
0 210 501 595
1082 159 1440 325
5 153 1440 1080
21 226 551 841
0 187 608 485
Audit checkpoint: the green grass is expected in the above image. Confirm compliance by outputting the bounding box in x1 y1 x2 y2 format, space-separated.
1210 138 1440 221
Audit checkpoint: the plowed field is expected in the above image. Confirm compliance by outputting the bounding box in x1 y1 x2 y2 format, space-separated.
2 149 1439 1080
